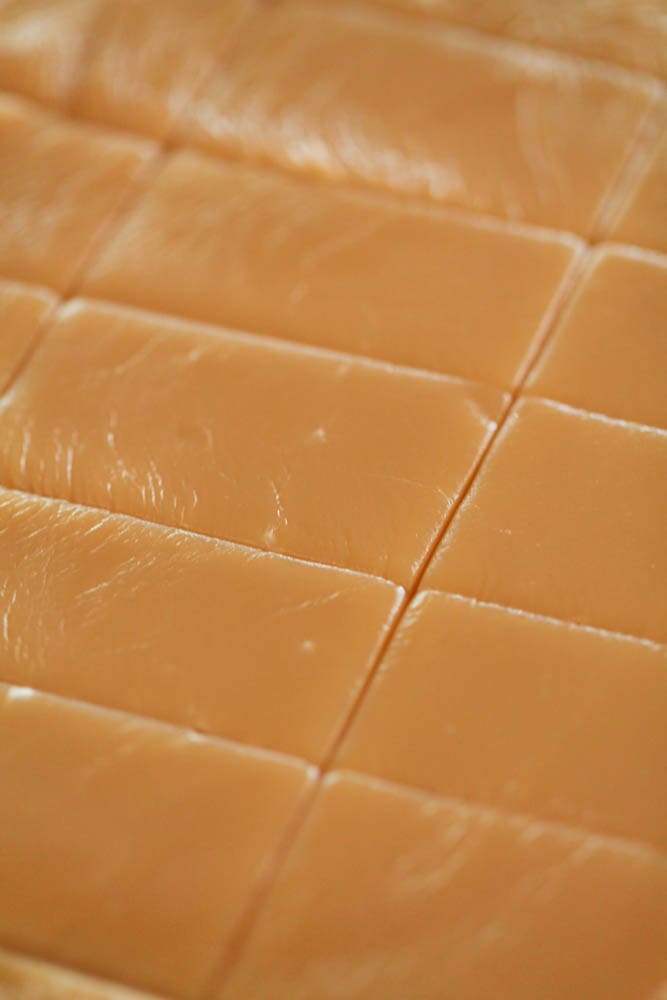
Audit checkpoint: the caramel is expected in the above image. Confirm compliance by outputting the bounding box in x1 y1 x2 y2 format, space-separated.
426 397 667 642
84 150 577 385
182 0 656 232
0 486 401 760
224 772 667 1000
0 684 312 998
340 591 667 848
529 246 667 428
0 298 504 583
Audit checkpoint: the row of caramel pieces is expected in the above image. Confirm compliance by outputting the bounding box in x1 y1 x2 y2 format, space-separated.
0 0 664 243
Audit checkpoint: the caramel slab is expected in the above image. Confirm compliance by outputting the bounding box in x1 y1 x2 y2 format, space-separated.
425 397 667 642
340 591 667 849
0 299 504 583
529 246 667 429
0 685 312 999
223 773 667 1000
612 124 667 255
182 0 655 232
84 150 577 386
0 95 154 292
0 0 101 107
0 486 401 760
71 0 251 139
0 279 55 393
357 0 667 80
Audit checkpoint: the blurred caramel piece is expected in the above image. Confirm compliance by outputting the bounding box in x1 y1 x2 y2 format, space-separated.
340 591 667 849
71 0 252 138
612 124 667 255
0 278 55 393
182 0 656 232
529 246 667 429
0 948 156 1000
223 773 667 1000
357 0 667 80
0 486 401 760
84 150 577 386
0 299 505 583
0 95 154 292
0 0 102 107
425 397 667 642
0 684 312 999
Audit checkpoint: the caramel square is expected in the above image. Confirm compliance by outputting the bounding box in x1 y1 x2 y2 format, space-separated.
529 246 667 429
0 278 55 392
425 397 667 642
340 591 667 848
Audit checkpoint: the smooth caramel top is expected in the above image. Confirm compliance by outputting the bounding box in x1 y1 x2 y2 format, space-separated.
0 95 153 291
0 298 505 584
0 684 312 998
426 397 667 642
529 246 667 429
224 773 667 1000
183 0 656 232
0 486 401 761
84 150 577 387
340 590 667 848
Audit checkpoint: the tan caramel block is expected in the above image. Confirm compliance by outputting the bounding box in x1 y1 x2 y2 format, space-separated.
612 126 667 255
0 96 154 292
0 486 402 761
340 591 667 849
0 299 504 583
357 0 667 80
71 0 251 139
182 1 655 233
0 0 101 107
425 398 667 642
0 279 55 393
0 948 159 1000
528 246 667 429
0 685 313 999
84 151 577 386
223 773 667 1000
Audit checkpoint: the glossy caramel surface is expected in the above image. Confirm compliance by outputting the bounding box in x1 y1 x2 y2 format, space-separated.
0 1 664 996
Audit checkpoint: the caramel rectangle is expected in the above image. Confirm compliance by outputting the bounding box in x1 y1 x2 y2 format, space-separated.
0 299 505 584
0 685 312 999
84 150 577 386
223 773 667 1000
425 397 667 642
528 245 667 429
181 0 656 232
0 486 401 760
340 591 667 848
